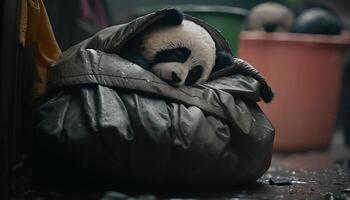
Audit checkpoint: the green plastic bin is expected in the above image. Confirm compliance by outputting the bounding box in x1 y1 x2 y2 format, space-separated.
134 5 248 55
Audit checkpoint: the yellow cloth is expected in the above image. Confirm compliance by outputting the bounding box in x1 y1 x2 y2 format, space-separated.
19 0 62 98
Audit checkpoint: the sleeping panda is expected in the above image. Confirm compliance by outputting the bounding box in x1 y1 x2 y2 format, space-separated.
120 10 234 86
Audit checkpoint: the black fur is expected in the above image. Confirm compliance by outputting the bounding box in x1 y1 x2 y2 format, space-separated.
212 51 235 72
119 37 150 70
153 47 190 64
162 9 184 26
185 65 203 86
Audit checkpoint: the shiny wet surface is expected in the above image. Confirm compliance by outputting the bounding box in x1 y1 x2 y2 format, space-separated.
151 145 350 200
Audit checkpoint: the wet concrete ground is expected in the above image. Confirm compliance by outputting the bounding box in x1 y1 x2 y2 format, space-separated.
228 152 350 200
148 142 350 200
13 133 350 200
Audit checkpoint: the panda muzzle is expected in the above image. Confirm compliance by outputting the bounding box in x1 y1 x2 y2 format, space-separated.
150 62 188 86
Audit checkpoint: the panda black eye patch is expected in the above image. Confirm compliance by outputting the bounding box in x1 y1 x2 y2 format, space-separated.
153 47 190 64
185 65 203 86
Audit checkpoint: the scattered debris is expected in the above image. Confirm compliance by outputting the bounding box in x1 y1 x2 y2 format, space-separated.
268 177 307 186
290 180 307 184
269 178 292 186
341 188 350 193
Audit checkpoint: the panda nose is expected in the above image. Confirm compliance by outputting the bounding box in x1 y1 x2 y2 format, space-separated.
171 72 182 83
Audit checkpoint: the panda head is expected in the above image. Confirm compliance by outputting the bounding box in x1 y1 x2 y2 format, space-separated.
141 19 217 86
119 9 234 86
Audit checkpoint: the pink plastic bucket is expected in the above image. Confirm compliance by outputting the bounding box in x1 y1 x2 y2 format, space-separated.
239 31 350 152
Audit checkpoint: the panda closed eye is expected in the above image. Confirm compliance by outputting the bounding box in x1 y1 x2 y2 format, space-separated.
153 47 191 64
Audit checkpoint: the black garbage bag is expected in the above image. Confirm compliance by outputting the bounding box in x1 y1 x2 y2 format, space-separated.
34 8 275 187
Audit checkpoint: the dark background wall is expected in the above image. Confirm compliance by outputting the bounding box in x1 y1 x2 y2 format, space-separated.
0 0 21 199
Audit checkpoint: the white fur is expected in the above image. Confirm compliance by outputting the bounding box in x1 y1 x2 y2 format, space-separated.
141 20 216 86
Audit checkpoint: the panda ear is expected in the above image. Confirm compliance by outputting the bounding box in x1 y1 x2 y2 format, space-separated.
162 9 184 26
212 51 235 72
